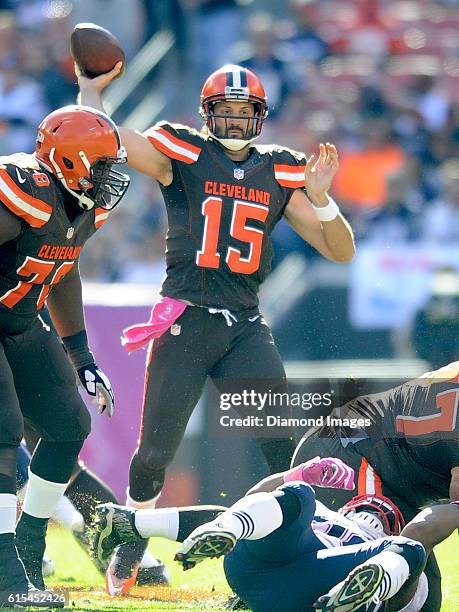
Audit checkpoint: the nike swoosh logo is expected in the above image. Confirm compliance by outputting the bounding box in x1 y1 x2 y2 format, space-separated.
15 168 26 184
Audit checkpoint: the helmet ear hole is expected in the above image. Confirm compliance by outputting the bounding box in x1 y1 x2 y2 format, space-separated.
63 157 74 169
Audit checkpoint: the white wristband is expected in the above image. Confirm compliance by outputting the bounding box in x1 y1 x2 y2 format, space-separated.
311 195 339 222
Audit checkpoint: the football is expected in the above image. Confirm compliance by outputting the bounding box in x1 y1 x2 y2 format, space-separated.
70 23 125 79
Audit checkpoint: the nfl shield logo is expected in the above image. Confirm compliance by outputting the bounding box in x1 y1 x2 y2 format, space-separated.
170 324 181 336
66 227 74 239
234 168 244 180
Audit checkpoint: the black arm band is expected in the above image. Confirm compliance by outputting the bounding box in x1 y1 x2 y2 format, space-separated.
61 330 95 370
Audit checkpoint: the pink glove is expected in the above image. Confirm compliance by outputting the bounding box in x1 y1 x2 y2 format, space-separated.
283 456 355 490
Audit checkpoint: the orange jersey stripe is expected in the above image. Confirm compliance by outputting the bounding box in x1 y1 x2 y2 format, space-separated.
357 458 369 495
0 168 52 227
357 458 383 496
274 164 306 189
274 164 307 174
146 127 201 164
95 208 110 229
275 177 306 188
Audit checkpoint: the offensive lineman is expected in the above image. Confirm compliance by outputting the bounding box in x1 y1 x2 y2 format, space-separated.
0 105 129 603
78 62 356 594
287 361 459 611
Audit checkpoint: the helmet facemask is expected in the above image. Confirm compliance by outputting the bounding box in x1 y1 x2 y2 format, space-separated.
80 152 130 210
339 495 406 538
48 145 130 211
201 98 267 151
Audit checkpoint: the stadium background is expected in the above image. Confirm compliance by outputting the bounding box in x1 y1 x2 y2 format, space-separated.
3 0 459 504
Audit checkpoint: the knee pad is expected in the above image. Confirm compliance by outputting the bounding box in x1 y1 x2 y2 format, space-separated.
386 536 426 576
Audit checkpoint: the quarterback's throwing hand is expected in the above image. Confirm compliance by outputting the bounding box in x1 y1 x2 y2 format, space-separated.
78 363 115 417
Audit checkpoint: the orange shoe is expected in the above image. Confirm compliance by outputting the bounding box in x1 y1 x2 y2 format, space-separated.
105 541 146 596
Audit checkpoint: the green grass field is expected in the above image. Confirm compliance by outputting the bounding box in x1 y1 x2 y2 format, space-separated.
43 526 458 611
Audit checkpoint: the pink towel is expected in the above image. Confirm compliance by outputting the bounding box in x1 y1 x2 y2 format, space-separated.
121 296 187 352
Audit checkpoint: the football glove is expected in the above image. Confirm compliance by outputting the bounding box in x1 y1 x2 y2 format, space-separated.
77 363 115 418
283 456 355 490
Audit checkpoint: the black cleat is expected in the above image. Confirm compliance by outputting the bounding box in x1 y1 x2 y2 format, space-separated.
15 518 47 590
225 593 250 610
0 543 64 608
73 522 109 574
137 562 170 586
91 503 143 564
105 540 148 596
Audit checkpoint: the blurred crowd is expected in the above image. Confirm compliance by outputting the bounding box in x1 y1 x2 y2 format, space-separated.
0 0 459 356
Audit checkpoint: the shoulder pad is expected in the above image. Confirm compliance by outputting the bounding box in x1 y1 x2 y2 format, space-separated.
256 145 306 188
0 155 53 227
144 121 203 164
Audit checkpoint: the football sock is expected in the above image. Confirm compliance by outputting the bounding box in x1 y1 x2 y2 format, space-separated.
177 506 228 542
129 452 164 501
52 494 84 532
212 492 285 540
66 466 118 525
126 488 160 509
135 507 180 540
0 494 17 534
22 469 68 519
358 551 410 601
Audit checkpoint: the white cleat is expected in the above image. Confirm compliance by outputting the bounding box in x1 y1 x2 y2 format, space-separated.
174 522 236 571
314 563 384 611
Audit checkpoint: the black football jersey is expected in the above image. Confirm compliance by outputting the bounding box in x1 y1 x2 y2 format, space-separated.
338 368 459 483
145 122 306 311
0 153 110 332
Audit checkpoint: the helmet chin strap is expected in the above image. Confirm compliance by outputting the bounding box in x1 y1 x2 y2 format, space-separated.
49 147 95 210
211 133 259 151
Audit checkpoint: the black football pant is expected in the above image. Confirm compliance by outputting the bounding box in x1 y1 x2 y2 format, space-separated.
129 306 295 502
292 432 442 612
0 317 91 491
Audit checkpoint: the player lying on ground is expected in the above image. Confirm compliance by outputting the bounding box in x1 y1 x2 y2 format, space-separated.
78 60 356 595
0 105 129 606
90 466 458 611
285 360 459 611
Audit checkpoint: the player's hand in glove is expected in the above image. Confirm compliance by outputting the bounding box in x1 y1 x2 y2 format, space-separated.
283 456 355 490
77 363 115 418
62 330 115 418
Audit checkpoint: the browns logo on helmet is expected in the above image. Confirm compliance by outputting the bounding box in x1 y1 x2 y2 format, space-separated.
339 494 406 538
35 105 130 210
199 64 268 152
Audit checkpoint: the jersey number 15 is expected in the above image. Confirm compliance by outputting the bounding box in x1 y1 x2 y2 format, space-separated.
196 197 269 275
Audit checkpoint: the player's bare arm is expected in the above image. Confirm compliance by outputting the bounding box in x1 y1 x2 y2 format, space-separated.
285 143 355 263
45 263 85 338
450 466 459 501
77 65 172 186
387 502 459 611
0 202 21 244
